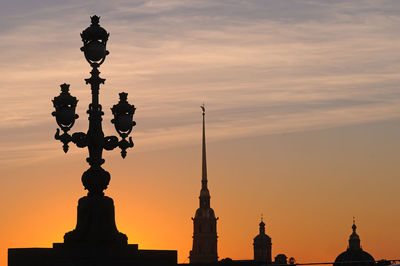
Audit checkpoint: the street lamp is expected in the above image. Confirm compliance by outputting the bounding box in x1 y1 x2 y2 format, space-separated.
51 15 135 245
51 83 79 153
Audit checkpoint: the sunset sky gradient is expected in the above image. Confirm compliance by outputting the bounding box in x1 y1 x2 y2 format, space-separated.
1 0 400 265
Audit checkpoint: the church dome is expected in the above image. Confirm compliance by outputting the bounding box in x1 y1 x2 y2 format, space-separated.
334 221 374 266
335 249 374 266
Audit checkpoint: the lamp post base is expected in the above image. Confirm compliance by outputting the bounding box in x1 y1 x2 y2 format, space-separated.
8 193 179 266
64 195 127 245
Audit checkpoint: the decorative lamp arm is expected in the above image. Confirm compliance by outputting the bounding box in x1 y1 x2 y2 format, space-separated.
55 128 72 153
103 135 134 158
118 137 134 158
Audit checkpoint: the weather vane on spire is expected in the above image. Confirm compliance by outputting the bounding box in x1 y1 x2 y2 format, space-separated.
201 103 205 114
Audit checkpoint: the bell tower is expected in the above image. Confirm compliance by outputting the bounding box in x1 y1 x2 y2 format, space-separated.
189 105 218 264
253 215 272 264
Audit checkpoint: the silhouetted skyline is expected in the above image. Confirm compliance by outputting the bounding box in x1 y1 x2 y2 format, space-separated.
1 1 400 265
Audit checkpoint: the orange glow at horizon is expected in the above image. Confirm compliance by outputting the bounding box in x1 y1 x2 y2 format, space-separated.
2 123 400 264
1 1 400 265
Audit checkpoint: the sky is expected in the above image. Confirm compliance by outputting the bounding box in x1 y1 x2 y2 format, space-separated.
1 0 400 264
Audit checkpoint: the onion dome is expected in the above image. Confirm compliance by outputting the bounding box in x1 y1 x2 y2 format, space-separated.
254 216 271 242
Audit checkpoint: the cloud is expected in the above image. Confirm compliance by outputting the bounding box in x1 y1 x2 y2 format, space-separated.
1 0 400 164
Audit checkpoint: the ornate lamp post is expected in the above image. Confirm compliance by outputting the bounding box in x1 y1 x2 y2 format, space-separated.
51 15 135 245
8 16 176 266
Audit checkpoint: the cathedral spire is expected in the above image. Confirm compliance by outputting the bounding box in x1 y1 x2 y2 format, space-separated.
199 104 210 209
190 105 218 264
201 104 207 189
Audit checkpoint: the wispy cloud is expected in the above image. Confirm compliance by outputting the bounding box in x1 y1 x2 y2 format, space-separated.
1 0 400 163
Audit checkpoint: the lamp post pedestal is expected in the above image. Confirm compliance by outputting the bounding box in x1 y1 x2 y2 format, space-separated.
64 195 127 246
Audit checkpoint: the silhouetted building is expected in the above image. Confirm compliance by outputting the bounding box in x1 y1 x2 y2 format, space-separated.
274 254 288 265
253 216 272 264
190 106 219 264
333 220 375 266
